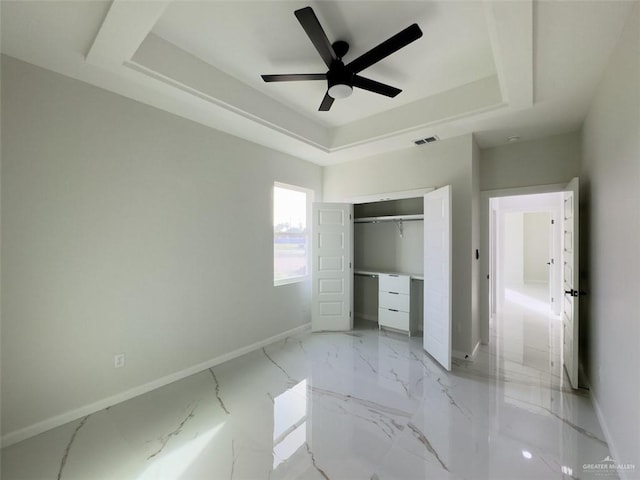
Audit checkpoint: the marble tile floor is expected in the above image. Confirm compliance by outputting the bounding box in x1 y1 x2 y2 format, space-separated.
2 293 615 480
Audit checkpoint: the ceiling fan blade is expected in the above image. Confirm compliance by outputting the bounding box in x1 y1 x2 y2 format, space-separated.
346 24 423 74
294 7 336 68
353 75 401 97
319 92 335 111
261 73 326 82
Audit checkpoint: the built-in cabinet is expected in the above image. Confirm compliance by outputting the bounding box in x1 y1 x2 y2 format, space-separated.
378 273 411 334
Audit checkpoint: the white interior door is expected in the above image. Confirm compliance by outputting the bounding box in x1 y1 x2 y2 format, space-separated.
562 177 580 388
312 203 353 332
423 186 452 370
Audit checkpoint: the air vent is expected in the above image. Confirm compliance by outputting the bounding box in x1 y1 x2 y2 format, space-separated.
413 135 439 145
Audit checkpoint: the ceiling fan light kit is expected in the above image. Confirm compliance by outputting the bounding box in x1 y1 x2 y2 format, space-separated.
261 6 422 111
328 83 353 99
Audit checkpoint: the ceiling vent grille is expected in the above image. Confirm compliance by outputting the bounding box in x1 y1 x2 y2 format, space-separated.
413 135 439 145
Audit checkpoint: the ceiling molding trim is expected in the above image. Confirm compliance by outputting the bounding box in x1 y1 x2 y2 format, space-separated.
483 0 533 109
330 75 505 149
124 60 331 154
130 33 330 148
86 0 172 67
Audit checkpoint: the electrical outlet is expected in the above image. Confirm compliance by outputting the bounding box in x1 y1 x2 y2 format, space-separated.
114 353 126 368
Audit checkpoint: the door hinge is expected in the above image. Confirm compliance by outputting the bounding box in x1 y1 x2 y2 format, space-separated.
349 311 352 318
349 262 352 269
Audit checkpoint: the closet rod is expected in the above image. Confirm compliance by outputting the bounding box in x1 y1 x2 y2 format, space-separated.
354 214 424 224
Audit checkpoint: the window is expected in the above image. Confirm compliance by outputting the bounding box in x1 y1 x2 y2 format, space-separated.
273 183 312 285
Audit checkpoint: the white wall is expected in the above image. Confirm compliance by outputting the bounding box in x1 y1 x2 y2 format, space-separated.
580 4 639 475
471 139 480 348
354 221 424 275
523 212 550 284
323 134 479 355
503 212 524 286
481 132 581 191
0 56 322 440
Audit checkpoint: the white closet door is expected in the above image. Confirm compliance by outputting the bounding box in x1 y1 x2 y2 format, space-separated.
562 177 580 389
312 203 353 332
423 186 452 370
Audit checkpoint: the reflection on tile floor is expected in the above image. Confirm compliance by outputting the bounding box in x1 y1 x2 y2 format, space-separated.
2 286 615 479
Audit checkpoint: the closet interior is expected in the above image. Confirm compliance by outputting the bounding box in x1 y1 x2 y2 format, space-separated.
353 197 425 335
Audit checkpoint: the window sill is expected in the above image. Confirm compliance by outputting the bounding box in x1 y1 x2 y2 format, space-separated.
274 275 308 287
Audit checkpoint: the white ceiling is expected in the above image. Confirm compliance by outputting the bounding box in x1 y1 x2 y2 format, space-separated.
153 1 496 127
1 0 635 166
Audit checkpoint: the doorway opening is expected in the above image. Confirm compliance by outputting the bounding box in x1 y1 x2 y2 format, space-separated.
488 191 564 377
491 193 563 319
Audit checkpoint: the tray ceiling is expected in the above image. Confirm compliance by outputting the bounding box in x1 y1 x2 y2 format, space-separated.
1 0 634 165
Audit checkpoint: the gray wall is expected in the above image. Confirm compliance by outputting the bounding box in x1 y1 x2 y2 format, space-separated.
323 134 479 355
580 4 639 474
481 131 581 191
1 56 322 438
0 4 3 465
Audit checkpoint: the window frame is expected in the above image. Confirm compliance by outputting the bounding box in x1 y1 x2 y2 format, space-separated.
273 182 313 287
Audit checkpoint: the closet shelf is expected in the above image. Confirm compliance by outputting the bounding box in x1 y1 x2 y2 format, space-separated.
354 214 424 223
354 269 424 281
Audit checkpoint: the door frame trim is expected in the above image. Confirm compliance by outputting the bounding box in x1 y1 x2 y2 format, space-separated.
480 183 566 344
346 187 435 204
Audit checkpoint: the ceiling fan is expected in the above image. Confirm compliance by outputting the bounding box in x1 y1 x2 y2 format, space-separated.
261 6 423 111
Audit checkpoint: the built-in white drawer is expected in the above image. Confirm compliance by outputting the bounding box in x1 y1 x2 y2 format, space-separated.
378 308 410 332
379 274 410 295
379 291 410 312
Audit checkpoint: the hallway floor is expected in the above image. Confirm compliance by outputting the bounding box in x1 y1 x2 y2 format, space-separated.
2 291 614 479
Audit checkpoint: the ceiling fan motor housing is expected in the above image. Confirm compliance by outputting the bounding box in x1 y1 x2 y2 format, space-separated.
327 61 354 98
332 40 350 59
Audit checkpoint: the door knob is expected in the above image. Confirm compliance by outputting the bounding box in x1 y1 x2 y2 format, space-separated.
564 289 585 297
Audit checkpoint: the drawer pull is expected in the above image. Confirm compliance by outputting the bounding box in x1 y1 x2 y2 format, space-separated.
389 291 399 295
389 274 399 277
389 308 399 312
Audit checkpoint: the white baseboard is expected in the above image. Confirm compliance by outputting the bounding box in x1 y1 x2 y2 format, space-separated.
583 373 631 480
2 323 311 448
